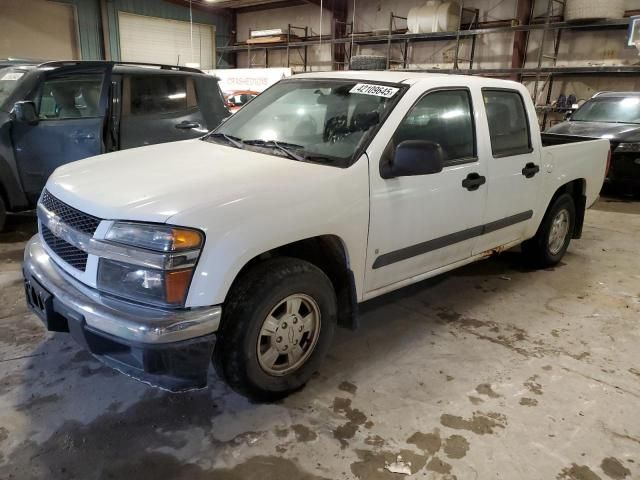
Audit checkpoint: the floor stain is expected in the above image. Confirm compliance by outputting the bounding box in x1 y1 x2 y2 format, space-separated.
291 424 317 442
524 375 544 395
332 397 368 448
0 390 221 479
338 381 358 395
364 434 385 447
0 426 7 443
426 455 452 474
519 397 539 407
443 434 470 459
476 383 501 398
407 430 441 455
101 452 330 480
558 464 602 480
601 457 631 479
440 411 507 435
15 393 61 412
468 395 484 405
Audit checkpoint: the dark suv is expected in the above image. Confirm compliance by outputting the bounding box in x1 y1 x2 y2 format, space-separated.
0 60 229 230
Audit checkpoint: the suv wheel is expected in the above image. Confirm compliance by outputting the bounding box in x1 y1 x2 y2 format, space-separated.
214 257 337 401
522 193 575 268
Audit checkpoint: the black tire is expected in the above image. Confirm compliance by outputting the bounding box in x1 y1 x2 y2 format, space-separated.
522 193 576 268
0 196 6 233
214 257 337 401
350 55 387 71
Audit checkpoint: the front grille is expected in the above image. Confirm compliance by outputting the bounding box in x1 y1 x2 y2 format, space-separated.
40 190 101 235
42 224 89 271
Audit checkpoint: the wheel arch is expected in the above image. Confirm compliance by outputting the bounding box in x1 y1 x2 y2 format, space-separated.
546 178 586 239
226 234 359 330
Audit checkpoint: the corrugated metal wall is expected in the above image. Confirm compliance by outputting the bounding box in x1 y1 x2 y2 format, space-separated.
56 0 233 66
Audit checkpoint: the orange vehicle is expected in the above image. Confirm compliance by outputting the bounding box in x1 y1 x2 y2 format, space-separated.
224 90 259 113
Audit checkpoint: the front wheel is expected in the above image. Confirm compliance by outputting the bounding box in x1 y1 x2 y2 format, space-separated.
214 257 337 401
522 193 576 268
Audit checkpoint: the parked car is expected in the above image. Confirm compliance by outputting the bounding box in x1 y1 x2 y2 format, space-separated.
0 60 229 230
547 91 640 191
23 72 609 400
224 90 259 113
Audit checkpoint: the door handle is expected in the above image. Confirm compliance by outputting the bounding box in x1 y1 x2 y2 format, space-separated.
522 162 540 178
462 172 486 191
175 121 201 130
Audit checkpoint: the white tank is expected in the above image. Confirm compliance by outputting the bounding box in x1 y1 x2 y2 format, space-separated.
565 0 624 22
407 1 460 34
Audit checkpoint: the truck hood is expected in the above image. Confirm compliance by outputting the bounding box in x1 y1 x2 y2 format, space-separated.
546 121 640 142
46 139 344 224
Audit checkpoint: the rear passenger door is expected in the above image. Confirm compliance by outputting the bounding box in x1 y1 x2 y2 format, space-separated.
119 73 206 149
472 88 543 255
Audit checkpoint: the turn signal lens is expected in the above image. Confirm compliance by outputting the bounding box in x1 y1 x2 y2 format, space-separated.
171 228 203 251
165 269 194 305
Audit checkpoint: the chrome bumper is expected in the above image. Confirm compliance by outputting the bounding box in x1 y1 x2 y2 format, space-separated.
23 235 221 344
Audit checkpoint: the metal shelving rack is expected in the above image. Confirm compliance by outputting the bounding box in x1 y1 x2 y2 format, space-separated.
218 4 640 127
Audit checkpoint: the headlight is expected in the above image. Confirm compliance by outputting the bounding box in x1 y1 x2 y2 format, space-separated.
97 222 204 308
614 142 640 152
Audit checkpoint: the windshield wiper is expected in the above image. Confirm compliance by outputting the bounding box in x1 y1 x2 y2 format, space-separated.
208 132 244 149
242 139 305 161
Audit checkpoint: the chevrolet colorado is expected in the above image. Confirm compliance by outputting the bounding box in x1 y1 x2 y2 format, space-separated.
23 72 610 400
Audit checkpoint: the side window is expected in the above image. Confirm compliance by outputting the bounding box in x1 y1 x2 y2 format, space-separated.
393 89 475 163
126 75 198 116
38 74 104 120
483 89 531 157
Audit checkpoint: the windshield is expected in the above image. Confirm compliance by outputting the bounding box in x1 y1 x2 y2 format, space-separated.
0 68 25 106
571 96 640 124
207 79 405 166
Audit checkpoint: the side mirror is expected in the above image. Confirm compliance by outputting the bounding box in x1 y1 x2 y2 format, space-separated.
12 101 39 125
381 140 445 179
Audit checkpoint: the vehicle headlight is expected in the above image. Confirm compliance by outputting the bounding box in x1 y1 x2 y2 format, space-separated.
614 142 640 152
97 222 204 308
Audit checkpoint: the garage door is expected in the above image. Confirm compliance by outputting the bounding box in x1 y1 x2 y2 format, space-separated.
0 0 78 60
118 12 215 70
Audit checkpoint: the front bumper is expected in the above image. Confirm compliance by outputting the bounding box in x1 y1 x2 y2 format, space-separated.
23 235 222 391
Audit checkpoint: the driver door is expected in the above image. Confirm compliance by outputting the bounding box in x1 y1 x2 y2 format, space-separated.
365 86 488 294
11 64 112 197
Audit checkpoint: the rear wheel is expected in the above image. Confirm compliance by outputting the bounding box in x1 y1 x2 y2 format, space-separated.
214 257 337 401
522 193 575 268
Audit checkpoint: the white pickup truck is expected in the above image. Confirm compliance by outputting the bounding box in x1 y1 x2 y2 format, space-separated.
23 72 609 400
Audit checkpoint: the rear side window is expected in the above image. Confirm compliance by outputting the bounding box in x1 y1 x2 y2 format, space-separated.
38 74 104 120
393 89 476 164
483 89 531 157
125 75 197 116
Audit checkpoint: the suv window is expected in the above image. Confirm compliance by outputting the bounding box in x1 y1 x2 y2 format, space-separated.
483 89 531 157
393 89 475 164
126 75 197 116
38 74 103 120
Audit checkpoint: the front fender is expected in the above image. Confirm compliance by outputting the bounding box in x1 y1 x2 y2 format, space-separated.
171 159 371 308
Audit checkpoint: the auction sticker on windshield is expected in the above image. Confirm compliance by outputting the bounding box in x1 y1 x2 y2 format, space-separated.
350 83 399 98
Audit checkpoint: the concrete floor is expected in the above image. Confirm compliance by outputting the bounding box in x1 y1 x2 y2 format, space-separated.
0 196 639 480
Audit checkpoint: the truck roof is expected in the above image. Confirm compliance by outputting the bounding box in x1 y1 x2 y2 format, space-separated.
295 70 524 89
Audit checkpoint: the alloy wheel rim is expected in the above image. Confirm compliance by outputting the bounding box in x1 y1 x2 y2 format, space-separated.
548 209 570 255
257 293 321 376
